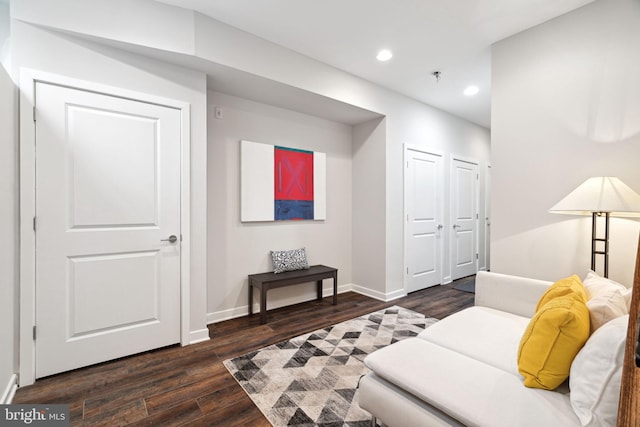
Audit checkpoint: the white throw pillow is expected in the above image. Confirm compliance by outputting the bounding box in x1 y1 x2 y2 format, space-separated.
569 315 628 427
623 287 632 312
270 247 309 274
582 271 629 332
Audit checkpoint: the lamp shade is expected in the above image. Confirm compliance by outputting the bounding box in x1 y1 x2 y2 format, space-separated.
549 177 640 217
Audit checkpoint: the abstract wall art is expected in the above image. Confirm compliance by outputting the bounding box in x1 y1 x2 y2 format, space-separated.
241 140 326 222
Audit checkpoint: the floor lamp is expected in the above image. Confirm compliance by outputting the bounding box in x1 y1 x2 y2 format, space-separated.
549 177 640 278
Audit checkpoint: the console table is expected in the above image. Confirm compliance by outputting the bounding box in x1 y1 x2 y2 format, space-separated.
248 265 338 324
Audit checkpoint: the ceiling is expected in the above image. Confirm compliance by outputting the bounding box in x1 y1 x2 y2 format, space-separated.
156 0 595 128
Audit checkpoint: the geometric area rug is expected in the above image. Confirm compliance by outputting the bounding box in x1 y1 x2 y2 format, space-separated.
224 306 438 426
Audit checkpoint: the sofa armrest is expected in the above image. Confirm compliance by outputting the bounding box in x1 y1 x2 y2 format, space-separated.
474 271 552 318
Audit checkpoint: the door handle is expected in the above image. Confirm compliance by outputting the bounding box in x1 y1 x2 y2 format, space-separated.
453 224 461 229
161 235 178 243
437 224 443 230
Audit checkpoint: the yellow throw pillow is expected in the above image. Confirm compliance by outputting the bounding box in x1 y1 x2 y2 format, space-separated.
518 295 590 390
536 274 587 311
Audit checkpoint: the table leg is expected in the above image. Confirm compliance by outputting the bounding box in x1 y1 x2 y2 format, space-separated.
248 281 253 316
333 272 338 305
317 280 323 300
260 286 267 324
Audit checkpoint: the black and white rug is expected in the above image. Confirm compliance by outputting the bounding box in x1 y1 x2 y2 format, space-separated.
224 306 437 426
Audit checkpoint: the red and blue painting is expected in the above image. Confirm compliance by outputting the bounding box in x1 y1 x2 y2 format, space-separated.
240 140 326 222
275 146 314 220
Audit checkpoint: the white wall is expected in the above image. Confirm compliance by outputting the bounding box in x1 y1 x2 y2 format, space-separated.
0 54 17 401
207 91 354 320
191 7 491 297
11 0 490 323
12 0 195 55
352 118 388 298
491 0 640 285
0 0 10 70
383 97 491 292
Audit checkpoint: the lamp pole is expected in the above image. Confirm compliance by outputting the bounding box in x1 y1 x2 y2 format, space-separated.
591 212 610 278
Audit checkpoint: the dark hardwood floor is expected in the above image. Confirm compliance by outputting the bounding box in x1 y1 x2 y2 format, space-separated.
13 283 474 426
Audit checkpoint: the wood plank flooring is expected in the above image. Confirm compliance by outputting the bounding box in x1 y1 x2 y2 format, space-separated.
13 283 474 426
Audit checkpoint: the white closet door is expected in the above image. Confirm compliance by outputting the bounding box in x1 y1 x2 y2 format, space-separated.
451 158 478 280
35 82 182 377
405 148 443 293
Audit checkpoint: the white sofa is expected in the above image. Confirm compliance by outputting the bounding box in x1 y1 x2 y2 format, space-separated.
358 271 628 427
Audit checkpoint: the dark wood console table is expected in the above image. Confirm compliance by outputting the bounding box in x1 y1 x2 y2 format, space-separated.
248 265 338 324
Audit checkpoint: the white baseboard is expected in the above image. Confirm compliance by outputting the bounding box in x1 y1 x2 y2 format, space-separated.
207 306 249 324
205 282 414 324
443 276 452 285
188 328 210 345
1 374 18 404
206 284 354 324
350 284 406 302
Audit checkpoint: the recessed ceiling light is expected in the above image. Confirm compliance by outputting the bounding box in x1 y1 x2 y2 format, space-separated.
464 85 479 96
376 49 393 61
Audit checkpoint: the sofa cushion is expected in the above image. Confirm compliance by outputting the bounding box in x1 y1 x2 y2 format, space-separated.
583 270 629 333
364 338 581 427
570 314 628 427
418 306 529 375
518 294 590 390
358 373 466 427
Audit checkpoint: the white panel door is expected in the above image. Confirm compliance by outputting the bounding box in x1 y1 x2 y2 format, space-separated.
35 82 181 378
485 165 492 271
405 148 443 293
451 158 478 280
